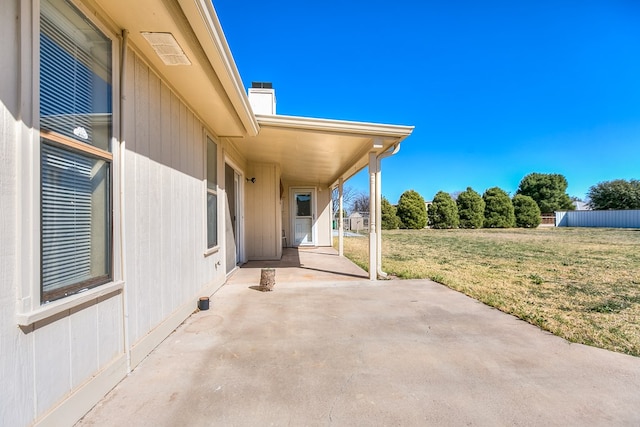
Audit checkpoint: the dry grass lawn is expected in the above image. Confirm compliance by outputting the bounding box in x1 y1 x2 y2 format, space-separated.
338 228 640 356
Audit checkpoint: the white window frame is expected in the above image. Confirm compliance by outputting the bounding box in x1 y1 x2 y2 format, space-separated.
16 0 123 326
204 132 220 256
223 155 246 265
289 187 318 247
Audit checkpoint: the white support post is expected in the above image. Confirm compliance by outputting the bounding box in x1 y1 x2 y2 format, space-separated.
368 152 377 280
375 158 383 277
338 178 344 257
374 143 401 279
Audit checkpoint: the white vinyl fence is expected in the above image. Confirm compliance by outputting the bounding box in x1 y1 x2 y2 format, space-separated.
555 210 640 228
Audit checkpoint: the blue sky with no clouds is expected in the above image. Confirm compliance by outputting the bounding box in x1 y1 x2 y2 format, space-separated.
213 0 640 203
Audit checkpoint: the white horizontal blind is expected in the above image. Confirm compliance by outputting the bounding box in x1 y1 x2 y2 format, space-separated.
41 143 93 292
40 15 95 144
39 0 112 302
207 137 218 248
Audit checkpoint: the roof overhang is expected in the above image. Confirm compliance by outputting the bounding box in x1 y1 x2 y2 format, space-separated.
229 114 414 187
93 0 259 137
91 0 414 181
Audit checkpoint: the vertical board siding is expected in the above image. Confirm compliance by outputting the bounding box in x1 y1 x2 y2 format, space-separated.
159 84 173 319
134 56 151 339
0 4 35 424
31 301 124 420
97 293 124 367
69 304 99 389
123 48 138 347
124 50 223 346
556 210 640 228
246 164 279 259
33 317 71 416
316 188 331 246
147 70 162 329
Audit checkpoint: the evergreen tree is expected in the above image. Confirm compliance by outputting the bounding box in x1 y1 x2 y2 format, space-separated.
381 197 401 230
513 194 541 228
587 179 640 210
516 173 574 213
428 191 459 229
456 187 485 228
397 190 427 229
483 187 515 228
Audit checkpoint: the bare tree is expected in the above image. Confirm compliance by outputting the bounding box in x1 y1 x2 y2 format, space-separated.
351 192 370 214
331 186 357 219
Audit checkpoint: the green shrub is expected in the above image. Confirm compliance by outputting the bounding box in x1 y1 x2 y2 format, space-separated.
428 191 459 229
397 190 427 229
513 194 541 228
457 187 485 228
483 187 515 228
516 173 574 213
381 197 401 230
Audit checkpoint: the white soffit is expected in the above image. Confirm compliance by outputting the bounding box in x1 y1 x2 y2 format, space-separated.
93 0 258 137
141 32 192 65
229 114 414 185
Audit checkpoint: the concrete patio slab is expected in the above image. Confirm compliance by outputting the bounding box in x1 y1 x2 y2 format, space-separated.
77 254 640 426
225 247 370 285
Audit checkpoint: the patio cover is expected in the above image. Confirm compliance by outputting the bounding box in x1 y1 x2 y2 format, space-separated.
235 114 413 188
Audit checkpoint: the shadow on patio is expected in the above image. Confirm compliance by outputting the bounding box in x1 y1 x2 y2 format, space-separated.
226 247 369 286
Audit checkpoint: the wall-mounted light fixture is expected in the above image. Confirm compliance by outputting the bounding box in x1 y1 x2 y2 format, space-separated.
246 177 256 183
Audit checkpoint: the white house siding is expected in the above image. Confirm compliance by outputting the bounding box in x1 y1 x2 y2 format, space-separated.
1 4 126 426
316 188 332 246
1 11 230 424
123 49 226 360
0 2 32 426
556 210 640 228
246 163 282 259
30 297 124 420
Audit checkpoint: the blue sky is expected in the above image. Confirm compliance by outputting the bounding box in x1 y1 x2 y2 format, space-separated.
214 0 640 203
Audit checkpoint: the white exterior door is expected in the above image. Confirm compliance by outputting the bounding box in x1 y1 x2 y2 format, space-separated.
225 163 243 273
292 189 316 246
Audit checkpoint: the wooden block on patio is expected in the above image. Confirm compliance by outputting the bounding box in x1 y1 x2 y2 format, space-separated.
259 268 276 291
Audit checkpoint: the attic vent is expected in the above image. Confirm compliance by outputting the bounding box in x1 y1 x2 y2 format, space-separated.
141 32 191 66
252 82 273 89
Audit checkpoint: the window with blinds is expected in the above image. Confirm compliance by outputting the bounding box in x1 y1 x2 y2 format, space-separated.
207 136 218 249
40 0 113 303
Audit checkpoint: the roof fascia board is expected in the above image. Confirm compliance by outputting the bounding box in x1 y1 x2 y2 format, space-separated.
256 114 414 139
177 0 259 136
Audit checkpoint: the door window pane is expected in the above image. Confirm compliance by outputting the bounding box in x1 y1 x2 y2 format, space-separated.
296 194 311 217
